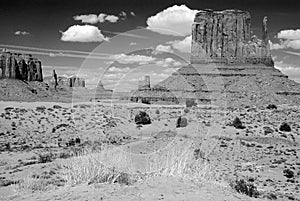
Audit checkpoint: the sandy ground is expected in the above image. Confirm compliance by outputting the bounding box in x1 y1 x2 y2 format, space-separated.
0 101 299 201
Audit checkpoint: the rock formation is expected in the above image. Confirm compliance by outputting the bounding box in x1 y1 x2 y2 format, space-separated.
131 9 300 107
44 74 86 88
138 76 151 90
0 49 43 82
190 9 272 66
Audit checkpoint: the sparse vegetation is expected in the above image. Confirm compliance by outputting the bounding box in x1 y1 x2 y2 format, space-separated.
279 123 291 132
230 178 259 198
134 111 151 125
231 117 245 129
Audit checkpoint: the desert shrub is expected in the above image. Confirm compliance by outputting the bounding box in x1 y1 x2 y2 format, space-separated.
230 179 259 198
155 109 160 115
186 98 197 108
12 176 53 193
231 117 245 129
62 147 133 185
37 152 55 163
183 108 190 113
62 141 214 186
266 104 277 109
176 116 188 128
134 111 151 125
283 169 294 178
279 123 291 132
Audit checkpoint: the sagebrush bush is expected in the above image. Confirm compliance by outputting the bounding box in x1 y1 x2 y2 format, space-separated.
230 179 259 198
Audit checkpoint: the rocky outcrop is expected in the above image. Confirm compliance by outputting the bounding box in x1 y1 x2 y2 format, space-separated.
138 75 150 91
0 49 43 81
44 75 85 88
191 9 273 66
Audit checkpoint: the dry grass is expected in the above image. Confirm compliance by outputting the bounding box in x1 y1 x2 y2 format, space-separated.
12 176 54 193
61 141 216 186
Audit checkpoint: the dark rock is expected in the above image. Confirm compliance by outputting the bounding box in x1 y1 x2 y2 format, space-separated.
283 169 294 178
134 111 151 125
176 116 188 128
279 123 291 132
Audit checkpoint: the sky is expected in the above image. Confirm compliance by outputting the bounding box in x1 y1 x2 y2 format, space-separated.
0 0 300 91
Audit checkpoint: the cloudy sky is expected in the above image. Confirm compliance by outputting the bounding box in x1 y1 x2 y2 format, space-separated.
0 0 300 91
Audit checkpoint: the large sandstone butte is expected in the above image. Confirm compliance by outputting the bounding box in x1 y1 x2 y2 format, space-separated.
0 49 43 81
132 9 300 107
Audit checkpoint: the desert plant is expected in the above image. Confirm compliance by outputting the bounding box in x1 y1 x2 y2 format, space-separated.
176 116 188 128
134 111 151 125
231 117 245 129
183 108 190 113
266 104 277 109
230 178 259 198
12 176 53 193
37 151 55 163
279 123 291 132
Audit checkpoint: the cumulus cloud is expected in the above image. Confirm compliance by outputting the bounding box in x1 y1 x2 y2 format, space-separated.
60 25 108 42
130 11 136 16
270 29 300 50
120 11 127 17
109 54 156 64
278 29 300 40
155 57 182 67
146 5 198 36
73 13 119 24
129 42 137 46
15 31 30 35
108 66 131 73
154 44 174 54
167 35 192 53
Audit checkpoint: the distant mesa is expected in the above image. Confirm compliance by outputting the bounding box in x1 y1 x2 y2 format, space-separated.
0 48 43 82
44 74 86 88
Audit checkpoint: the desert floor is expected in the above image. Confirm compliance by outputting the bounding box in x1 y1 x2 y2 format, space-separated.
0 101 299 201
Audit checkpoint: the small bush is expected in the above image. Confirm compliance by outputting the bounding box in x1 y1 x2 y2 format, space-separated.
266 104 277 109
231 117 245 129
183 108 190 113
283 169 294 178
155 109 160 115
230 179 259 198
134 111 151 125
176 116 188 128
279 123 291 132
38 152 55 163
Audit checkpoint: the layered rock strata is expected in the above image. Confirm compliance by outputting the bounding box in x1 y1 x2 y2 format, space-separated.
0 49 43 81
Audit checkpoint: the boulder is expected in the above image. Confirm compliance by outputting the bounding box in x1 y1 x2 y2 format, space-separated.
134 111 151 125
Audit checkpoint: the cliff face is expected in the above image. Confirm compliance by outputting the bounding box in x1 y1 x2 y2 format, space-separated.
191 9 273 66
0 50 43 81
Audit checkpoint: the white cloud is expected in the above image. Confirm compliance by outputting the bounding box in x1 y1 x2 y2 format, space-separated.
108 66 131 73
278 29 300 40
163 68 179 73
120 11 127 17
167 35 192 53
130 11 136 16
109 54 156 64
15 31 30 35
73 14 99 24
129 42 137 46
146 5 198 36
73 13 119 24
105 15 119 23
60 25 108 42
154 44 174 54
271 29 300 50
155 58 182 68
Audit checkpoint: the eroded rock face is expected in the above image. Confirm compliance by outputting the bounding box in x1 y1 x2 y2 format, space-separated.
0 50 43 81
44 75 85 88
191 9 273 66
